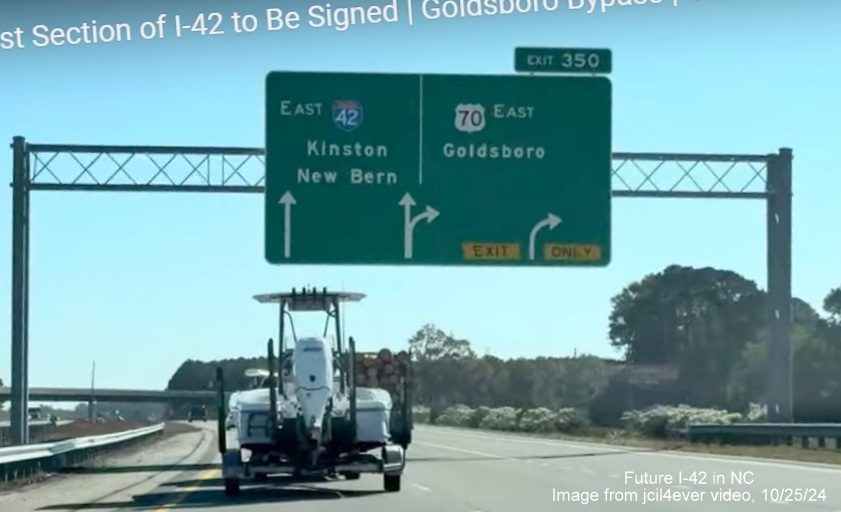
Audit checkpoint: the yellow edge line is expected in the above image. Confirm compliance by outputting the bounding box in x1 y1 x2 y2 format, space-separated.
153 468 220 512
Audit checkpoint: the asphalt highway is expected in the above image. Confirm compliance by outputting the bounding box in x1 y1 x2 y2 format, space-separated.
3 423 841 511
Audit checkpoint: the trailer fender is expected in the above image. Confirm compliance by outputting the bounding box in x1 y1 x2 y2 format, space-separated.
382 445 405 475
222 449 244 479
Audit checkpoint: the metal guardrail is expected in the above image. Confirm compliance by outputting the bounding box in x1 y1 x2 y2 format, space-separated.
0 423 165 483
0 386 227 402
687 423 841 449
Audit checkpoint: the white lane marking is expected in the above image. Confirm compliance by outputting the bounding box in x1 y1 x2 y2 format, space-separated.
418 426 623 453
411 483 432 492
417 426 841 473
414 441 514 460
414 438 589 484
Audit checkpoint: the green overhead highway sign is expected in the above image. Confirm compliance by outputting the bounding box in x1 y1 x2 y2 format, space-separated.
514 47 612 74
264 71 612 267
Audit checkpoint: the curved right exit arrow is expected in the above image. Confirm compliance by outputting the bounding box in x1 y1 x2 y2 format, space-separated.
528 213 561 261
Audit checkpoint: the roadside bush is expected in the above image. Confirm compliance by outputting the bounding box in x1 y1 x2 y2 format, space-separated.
621 404 741 438
479 406 520 430
745 403 767 422
412 406 430 424
414 402 753 444
421 404 592 434
557 407 589 432
434 404 473 426
467 406 491 428
518 407 558 432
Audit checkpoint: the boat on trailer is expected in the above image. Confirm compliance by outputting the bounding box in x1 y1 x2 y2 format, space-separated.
215 287 411 495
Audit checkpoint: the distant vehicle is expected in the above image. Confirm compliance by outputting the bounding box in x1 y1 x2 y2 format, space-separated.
28 407 42 420
48 414 59 425
188 405 208 422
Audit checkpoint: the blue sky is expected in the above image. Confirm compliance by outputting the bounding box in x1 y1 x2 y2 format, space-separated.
1 0 839 391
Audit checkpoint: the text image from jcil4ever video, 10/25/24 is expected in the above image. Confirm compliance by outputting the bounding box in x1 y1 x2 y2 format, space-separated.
553 470 830 506
0 0 682 50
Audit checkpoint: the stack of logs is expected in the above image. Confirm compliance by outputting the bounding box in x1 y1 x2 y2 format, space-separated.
353 349 411 398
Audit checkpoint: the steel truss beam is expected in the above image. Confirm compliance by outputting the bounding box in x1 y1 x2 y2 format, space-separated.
8 136 794 445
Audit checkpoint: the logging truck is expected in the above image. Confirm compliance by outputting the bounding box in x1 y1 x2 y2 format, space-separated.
353 349 414 446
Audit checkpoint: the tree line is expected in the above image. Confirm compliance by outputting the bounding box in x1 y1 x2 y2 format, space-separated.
161 265 841 424
7 264 835 425
604 265 841 422
392 263 841 424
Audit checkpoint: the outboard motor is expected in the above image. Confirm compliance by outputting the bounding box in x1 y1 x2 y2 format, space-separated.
292 337 333 443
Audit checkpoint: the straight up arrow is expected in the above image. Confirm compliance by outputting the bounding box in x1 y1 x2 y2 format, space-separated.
528 213 561 261
399 192 415 235
279 191 296 259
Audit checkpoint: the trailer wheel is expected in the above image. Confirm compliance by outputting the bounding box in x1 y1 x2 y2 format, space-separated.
384 474 401 492
343 472 360 480
224 478 241 496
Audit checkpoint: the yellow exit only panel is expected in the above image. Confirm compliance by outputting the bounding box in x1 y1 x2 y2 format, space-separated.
543 244 602 261
462 243 521 261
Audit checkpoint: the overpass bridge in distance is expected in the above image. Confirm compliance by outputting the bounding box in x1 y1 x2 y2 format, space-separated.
0 386 231 403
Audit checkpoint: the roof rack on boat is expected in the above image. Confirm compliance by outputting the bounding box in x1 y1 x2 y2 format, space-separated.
253 288 365 312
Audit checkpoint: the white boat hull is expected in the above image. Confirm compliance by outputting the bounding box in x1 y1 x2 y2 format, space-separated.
230 386 393 448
